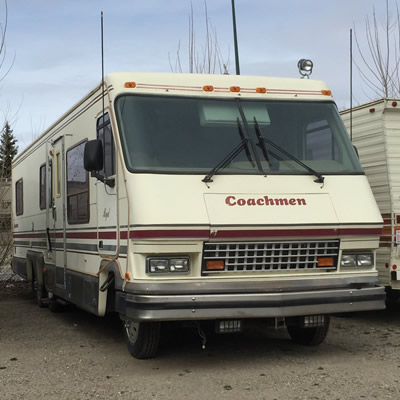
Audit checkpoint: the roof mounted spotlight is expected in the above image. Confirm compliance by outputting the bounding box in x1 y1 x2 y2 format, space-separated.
297 59 313 79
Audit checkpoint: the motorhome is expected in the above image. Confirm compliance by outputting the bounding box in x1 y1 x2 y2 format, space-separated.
341 99 400 298
12 71 385 359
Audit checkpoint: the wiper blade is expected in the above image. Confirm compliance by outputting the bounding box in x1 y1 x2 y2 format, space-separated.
237 118 255 168
202 119 254 183
258 132 325 184
253 117 272 167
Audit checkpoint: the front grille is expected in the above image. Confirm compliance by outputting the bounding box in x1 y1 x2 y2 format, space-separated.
202 240 339 274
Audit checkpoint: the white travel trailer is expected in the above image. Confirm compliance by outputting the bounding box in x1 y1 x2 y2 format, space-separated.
341 99 400 298
12 72 385 359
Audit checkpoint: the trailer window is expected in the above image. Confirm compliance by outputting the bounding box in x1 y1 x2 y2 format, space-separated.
15 178 23 216
66 141 89 224
97 113 115 177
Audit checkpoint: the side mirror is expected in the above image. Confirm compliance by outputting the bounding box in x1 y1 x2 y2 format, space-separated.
84 140 103 172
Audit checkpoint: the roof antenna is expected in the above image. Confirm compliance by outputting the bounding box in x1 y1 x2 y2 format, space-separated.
350 28 353 142
101 11 105 117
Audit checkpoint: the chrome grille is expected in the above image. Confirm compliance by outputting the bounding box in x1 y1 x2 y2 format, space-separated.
202 240 339 274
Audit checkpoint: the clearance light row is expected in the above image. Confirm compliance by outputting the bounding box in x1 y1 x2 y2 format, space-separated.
124 82 332 96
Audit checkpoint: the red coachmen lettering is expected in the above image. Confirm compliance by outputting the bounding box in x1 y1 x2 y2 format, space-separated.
225 195 307 206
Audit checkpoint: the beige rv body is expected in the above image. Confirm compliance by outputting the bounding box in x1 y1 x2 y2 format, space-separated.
12 73 385 357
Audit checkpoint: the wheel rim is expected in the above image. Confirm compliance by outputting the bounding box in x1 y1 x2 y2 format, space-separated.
125 320 140 344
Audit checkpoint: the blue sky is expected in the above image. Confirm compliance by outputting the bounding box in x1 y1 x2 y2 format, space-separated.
0 0 393 150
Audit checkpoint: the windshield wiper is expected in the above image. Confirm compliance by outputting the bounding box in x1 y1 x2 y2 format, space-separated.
236 118 255 168
254 119 324 184
253 117 272 167
202 119 255 183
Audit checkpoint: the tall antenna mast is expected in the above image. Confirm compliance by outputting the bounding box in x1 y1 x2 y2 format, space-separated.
350 28 353 142
101 11 105 116
231 0 240 75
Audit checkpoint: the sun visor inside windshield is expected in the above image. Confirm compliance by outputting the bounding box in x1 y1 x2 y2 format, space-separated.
199 102 271 126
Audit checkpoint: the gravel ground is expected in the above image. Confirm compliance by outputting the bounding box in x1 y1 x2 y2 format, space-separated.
1 286 400 400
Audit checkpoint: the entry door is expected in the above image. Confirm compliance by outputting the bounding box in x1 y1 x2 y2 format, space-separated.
50 137 66 288
96 113 118 255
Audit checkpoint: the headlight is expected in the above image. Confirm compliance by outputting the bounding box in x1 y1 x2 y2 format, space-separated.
147 257 190 274
356 253 374 267
340 252 374 268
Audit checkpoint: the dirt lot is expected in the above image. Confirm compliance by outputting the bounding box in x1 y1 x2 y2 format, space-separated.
1 283 400 400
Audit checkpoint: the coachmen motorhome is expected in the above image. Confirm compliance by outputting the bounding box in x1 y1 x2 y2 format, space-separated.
12 72 385 359
341 99 400 299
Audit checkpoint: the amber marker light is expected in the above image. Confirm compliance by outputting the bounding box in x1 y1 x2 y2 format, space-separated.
203 85 214 92
125 272 131 279
230 86 240 92
256 87 267 93
317 257 334 268
205 260 225 271
125 82 136 88
321 90 332 96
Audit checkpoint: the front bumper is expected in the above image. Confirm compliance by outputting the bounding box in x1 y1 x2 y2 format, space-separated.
115 276 386 321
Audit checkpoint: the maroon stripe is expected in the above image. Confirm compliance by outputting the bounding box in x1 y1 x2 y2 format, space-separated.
129 229 210 239
214 228 381 239
13 227 382 241
13 232 46 239
66 232 97 239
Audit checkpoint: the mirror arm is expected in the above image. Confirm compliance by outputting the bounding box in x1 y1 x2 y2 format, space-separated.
90 171 115 188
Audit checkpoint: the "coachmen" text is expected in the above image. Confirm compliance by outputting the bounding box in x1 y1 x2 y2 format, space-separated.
225 195 307 207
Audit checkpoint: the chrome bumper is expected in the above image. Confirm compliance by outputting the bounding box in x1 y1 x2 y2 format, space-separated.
116 277 386 321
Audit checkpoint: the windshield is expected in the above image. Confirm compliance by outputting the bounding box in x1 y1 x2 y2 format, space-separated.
115 95 363 175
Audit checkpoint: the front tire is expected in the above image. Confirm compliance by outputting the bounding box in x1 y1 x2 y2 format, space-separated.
287 316 330 346
124 320 161 359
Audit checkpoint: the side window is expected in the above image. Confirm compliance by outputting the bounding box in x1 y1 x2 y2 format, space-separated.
39 162 53 210
15 178 23 216
39 164 46 210
305 120 339 161
97 113 116 177
66 141 89 224
55 151 61 198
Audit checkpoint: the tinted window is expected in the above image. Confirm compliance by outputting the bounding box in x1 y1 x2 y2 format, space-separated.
15 179 23 216
116 96 362 175
39 164 46 210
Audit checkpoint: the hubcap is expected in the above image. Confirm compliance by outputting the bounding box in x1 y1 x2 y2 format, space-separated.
125 320 140 344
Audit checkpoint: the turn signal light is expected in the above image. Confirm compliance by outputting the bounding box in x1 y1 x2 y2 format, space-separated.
205 260 225 271
317 257 334 267
125 82 136 88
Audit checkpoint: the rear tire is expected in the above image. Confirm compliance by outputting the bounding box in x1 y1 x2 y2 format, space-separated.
123 320 161 359
287 316 330 346
32 277 47 308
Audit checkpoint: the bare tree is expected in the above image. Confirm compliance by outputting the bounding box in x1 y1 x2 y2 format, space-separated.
169 1 230 74
0 0 14 83
354 0 400 98
0 0 15 284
